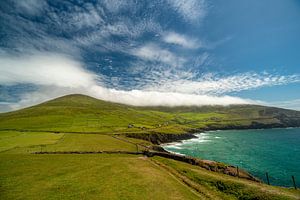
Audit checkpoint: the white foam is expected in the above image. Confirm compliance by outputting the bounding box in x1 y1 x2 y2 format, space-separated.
184 132 211 143
163 132 214 150
166 145 183 149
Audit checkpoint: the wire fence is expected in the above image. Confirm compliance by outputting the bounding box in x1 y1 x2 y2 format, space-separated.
236 166 298 189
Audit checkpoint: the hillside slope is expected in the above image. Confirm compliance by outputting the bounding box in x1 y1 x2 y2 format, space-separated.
0 94 300 135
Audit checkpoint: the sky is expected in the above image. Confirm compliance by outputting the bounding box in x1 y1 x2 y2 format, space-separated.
0 0 300 112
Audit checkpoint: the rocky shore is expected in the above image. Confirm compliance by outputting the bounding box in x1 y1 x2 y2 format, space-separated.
125 132 196 145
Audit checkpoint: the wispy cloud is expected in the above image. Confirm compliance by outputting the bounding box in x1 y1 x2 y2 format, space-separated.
0 1 156 55
163 32 200 49
131 43 185 67
144 72 300 95
167 0 207 22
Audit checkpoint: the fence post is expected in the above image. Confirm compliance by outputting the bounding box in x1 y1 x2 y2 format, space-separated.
236 166 239 177
266 172 270 185
292 175 297 189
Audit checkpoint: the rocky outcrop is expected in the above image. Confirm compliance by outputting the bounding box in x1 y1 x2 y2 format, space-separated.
125 132 196 145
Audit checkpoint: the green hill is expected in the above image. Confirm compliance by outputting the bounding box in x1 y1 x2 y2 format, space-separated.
1 94 300 199
1 94 299 135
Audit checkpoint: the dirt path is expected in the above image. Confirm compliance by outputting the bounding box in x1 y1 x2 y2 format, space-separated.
148 157 224 200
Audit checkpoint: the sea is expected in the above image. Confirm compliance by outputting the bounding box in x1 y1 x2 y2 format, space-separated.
163 128 300 187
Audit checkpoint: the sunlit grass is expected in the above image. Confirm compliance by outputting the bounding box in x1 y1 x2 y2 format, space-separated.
153 156 300 200
0 131 63 152
0 154 199 200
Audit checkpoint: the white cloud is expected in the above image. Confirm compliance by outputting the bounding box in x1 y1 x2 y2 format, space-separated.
132 43 185 67
0 53 97 88
89 87 253 107
163 32 200 48
167 0 207 22
144 72 300 95
4 85 253 112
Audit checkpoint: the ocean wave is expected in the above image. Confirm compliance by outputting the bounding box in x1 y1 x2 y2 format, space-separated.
165 145 183 149
163 132 214 149
181 136 211 144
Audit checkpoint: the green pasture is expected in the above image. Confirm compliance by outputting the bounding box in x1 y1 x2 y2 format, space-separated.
0 154 199 200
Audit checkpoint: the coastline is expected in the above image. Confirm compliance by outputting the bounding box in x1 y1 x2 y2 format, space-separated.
160 126 300 162
161 127 300 188
162 126 300 146
126 125 300 146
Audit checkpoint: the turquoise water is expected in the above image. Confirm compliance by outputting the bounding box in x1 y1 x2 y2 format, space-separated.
163 128 300 187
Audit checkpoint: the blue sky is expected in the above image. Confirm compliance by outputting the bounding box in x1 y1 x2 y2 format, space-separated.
0 0 299 111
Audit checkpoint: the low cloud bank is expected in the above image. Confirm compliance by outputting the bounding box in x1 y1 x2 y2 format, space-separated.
4 85 252 112
89 86 252 106
0 53 254 111
0 53 298 112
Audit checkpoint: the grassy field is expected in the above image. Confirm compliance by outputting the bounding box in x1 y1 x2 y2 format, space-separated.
0 94 299 199
0 131 64 152
0 131 151 154
152 156 300 200
1 152 299 199
0 154 200 200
